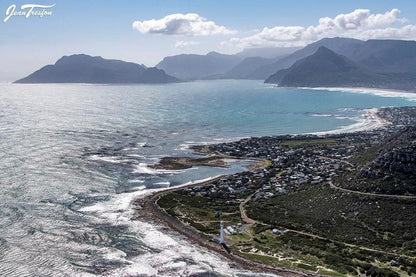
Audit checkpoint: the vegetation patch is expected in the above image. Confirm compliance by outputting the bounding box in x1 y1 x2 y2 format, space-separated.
247 184 416 275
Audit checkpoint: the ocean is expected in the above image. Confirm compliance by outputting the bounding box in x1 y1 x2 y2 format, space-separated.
0 80 415 276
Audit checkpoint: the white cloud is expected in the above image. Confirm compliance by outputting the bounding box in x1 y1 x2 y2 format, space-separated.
132 13 236 36
223 8 416 49
175 40 200 48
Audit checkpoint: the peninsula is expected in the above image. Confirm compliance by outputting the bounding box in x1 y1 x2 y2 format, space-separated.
135 106 416 276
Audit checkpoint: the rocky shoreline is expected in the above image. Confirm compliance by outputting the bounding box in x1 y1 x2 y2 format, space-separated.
132 176 311 277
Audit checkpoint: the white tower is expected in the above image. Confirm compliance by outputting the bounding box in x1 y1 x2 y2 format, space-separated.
220 221 225 244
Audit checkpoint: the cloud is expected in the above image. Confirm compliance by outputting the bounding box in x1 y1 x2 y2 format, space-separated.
175 40 200 48
223 8 416 49
132 13 236 36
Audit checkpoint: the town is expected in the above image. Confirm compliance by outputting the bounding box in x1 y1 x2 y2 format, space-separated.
155 106 416 276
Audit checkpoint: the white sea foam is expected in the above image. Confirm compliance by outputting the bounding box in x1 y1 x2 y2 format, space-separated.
177 141 207 151
303 87 416 101
126 154 145 158
133 163 185 175
310 113 332 117
128 179 145 184
154 181 170 186
176 143 190 151
88 155 130 164
134 163 159 175
106 260 157 277
103 248 127 261
137 142 149 147
79 175 274 276
338 107 358 112
81 176 219 215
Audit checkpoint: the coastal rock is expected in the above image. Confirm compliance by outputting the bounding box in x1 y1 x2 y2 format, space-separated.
151 156 229 170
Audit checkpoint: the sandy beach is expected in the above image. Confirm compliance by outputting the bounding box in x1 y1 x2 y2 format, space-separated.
312 108 391 135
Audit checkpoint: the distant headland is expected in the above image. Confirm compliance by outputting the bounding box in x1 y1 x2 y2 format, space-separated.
14 54 179 84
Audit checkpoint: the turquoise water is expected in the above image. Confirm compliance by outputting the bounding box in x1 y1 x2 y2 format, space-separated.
0 80 414 276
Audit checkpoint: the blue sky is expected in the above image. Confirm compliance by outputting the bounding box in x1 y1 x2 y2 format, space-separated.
1 0 416 82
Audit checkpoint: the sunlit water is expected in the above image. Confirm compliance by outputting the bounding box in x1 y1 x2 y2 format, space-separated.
0 80 415 276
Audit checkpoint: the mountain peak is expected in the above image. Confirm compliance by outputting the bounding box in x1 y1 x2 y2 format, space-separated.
265 46 378 87
207 51 221 56
315 46 335 55
293 46 353 69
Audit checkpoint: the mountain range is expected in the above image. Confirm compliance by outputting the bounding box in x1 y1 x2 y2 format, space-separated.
155 51 243 80
154 37 416 89
265 41 416 91
155 47 302 80
15 38 416 91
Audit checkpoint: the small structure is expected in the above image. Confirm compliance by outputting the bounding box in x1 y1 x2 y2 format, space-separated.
220 221 225 244
226 226 237 235
272 228 281 235
219 221 230 253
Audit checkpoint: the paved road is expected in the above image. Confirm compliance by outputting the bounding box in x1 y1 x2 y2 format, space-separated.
328 181 416 199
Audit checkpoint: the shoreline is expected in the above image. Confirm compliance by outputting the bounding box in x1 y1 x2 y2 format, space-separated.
131 107 394 276
311 108 390 135
133 175 310 277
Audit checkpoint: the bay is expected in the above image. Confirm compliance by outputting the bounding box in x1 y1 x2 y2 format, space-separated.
0 80 414 276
